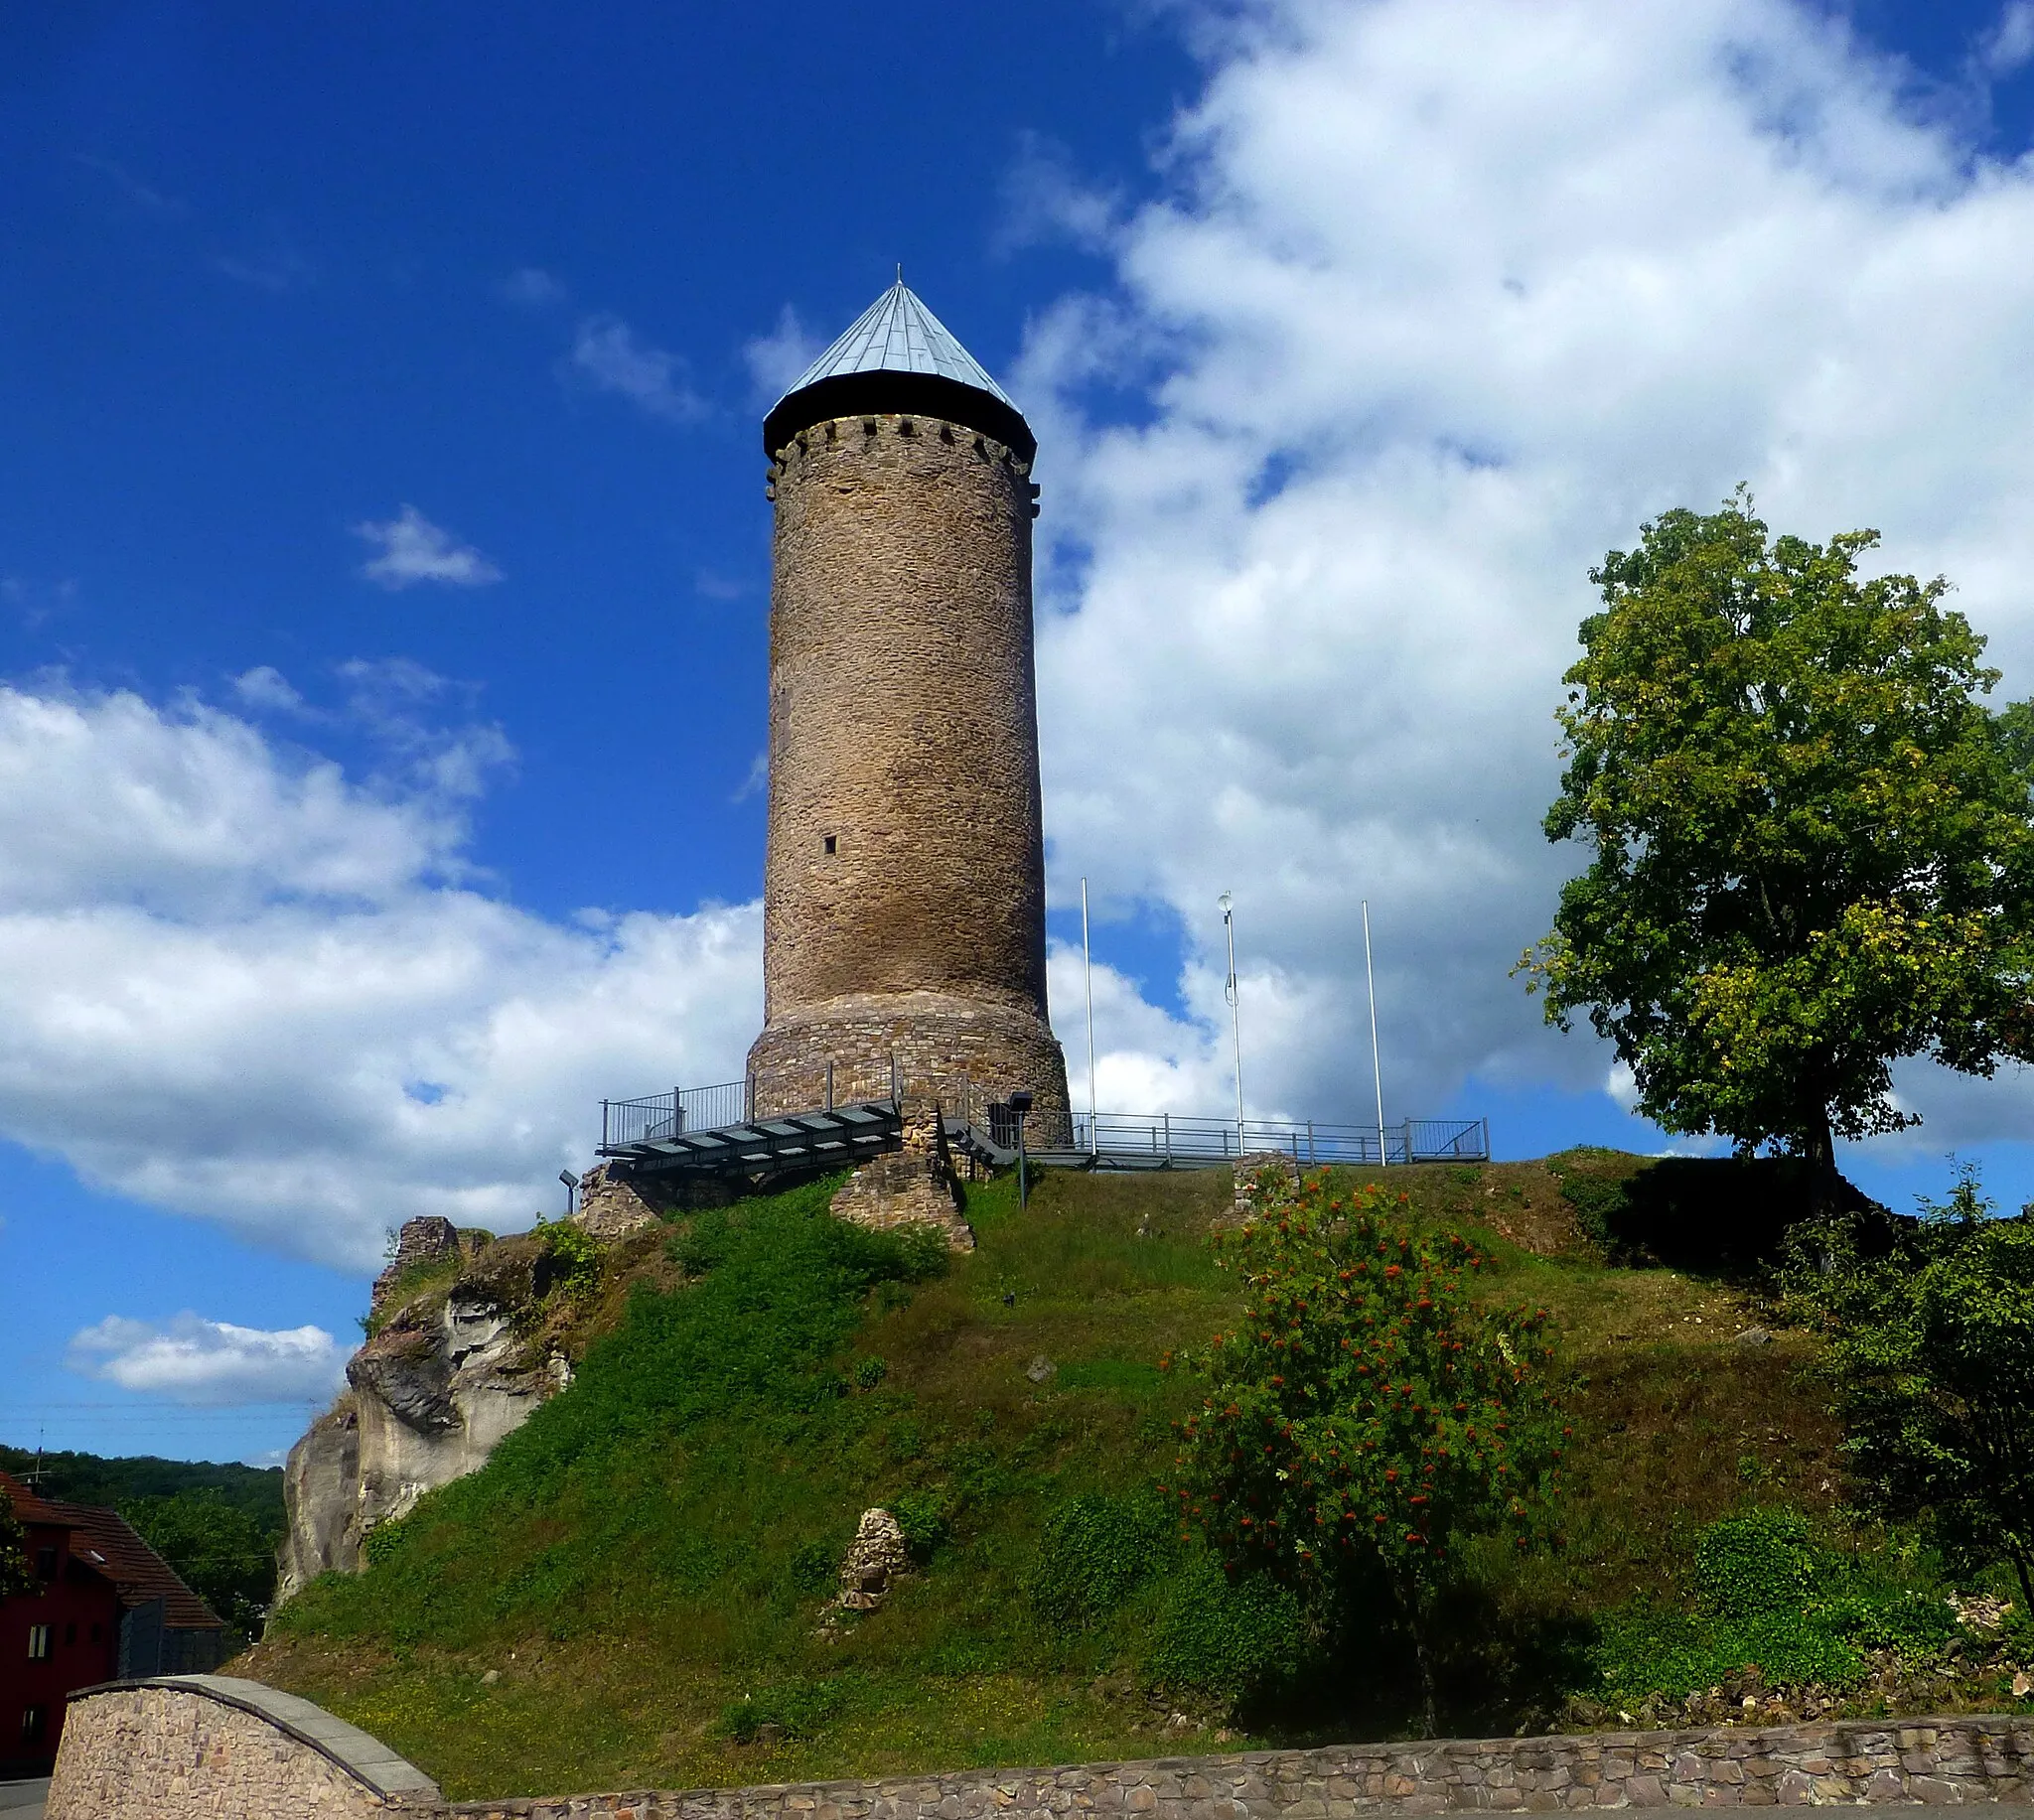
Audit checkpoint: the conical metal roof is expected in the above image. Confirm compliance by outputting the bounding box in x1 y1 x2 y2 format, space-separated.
783 279 1017 406
763 277 1034 461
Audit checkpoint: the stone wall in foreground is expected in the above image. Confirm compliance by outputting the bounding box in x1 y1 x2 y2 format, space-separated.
49 1674 440 1818
48 1677 2034 1818
454 1716 2034 1818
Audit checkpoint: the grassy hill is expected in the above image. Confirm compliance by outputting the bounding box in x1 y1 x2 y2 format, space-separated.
241 1154 2029 1802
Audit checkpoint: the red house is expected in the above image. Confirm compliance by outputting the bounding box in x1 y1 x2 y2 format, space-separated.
0 1471 224 1775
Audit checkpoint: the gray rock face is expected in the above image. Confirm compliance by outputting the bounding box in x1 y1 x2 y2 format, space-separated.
274 1238 572 1608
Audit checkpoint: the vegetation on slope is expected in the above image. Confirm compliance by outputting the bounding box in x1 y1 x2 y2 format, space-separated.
245 1156 2032 1801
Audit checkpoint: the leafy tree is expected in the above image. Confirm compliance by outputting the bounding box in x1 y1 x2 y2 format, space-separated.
1786 1169 2034 1611
0 1489 37 1602
120 1489 277 1634
1523 492 2034 1189
1162 1173 1562 1732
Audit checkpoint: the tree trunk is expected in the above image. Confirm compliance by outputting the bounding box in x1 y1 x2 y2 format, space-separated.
1386 1570 1438 1739
1801 1104 1841 1219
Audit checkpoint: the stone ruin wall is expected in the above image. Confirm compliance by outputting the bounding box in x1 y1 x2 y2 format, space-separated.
748 413 1067 1123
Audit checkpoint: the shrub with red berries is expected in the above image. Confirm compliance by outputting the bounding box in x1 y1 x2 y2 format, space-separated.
1160 1171 1563 1682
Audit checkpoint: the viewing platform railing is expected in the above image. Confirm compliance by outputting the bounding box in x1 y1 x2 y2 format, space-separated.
601 1062 1489 1173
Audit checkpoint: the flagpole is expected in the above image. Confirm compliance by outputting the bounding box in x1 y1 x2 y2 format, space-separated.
1221 892 1243 1152
1364 899 1386 1165
1081 877 1096 1155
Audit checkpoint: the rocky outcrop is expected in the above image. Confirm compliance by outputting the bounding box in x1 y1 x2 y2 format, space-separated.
275 1220 578 1605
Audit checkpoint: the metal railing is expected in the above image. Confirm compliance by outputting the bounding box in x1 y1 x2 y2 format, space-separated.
956 1097 1488 1167
602 1059 1487 1170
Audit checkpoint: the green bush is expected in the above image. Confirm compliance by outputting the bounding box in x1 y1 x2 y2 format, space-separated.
852 1355 888 1389
1030 1492 1172 1629
891 1486 951 1562
1142 1555 1309 1704
1595 1508 1961 1703
541 1220 603 1296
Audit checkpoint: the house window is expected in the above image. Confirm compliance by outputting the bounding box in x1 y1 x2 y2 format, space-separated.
63 1622 75 1646
20 1705 45 1745
26 1625 49 1660
34 1547 55 1579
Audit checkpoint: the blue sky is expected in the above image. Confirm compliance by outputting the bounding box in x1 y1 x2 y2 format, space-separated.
9 0 2034 1465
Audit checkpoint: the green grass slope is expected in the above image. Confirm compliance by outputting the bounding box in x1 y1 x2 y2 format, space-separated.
243 1156 2024 1801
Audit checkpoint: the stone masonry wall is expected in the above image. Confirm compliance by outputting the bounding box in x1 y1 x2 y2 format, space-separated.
49 1675 440 1818
749 412 1066 1119
449 1717 2034 1818
45 1681 2034 1818
748 989 1069 1119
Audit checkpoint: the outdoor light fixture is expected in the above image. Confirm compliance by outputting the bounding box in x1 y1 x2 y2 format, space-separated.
559 1168 580 1216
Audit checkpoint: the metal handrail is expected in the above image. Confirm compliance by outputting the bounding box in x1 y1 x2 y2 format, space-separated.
601 1061 1488 1168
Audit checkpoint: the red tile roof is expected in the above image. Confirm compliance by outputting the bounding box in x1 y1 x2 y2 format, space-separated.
2 1470 221 1629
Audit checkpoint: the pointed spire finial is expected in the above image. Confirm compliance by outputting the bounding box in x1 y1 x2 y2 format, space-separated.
897 261 904 284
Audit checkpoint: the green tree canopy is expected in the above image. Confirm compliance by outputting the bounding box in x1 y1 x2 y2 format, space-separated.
1525 492 2034 1174
120 1489 277 1634
1163 1170 1562 1731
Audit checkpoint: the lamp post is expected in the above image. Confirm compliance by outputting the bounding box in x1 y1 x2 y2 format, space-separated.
558 1169 581 1217
1009 1089 1034 1210
1220 892 1244 1153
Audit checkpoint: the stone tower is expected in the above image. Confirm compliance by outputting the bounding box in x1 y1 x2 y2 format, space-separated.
746 279 1070 1121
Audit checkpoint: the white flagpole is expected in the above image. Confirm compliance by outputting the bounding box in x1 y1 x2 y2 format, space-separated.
1363 899 1386 1165
1221 892 1243 1151
1082 877 1096 1155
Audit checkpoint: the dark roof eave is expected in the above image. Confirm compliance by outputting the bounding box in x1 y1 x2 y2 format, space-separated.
763 370 1036 464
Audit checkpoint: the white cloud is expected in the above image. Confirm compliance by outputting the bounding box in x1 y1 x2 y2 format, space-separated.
569 313 706 422
231 666 303 713
354 505 504 591
743 306 822 401
0 682 760 1271
68 1314 346 1405
1022 0 2034 1153
1983 2 2034 76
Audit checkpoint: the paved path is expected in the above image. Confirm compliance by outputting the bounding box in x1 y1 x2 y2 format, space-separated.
0 1778 48 1819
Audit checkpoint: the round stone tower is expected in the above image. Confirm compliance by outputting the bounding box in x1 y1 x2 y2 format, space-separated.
746 279 1070 1121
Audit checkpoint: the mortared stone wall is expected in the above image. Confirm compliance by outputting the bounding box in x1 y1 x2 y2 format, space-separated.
748 412 1068 1119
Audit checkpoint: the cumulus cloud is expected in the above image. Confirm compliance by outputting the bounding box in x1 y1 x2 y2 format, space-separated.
354 505 503 591
0 682 760 1270
743 305 823 402
1983 2 2034 77
68 1314 346 1405
1025 0 2034 1154
569 313 706 422
231 665 303 713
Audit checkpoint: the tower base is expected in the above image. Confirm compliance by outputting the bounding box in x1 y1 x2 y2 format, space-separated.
746 990 1069 1122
